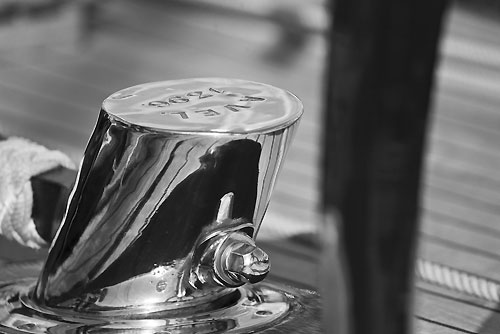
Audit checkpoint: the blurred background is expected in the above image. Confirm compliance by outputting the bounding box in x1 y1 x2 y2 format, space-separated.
1 0 500 331
0 0 328 243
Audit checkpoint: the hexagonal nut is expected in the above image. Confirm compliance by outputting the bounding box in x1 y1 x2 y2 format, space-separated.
225 242 270 284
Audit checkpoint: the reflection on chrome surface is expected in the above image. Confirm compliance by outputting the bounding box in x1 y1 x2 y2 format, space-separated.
35 77 302 312
0 78 320 333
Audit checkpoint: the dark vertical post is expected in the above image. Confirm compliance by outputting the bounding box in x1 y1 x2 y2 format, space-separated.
321 0 448 333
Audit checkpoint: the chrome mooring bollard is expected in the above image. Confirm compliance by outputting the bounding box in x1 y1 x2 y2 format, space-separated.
0 78 321 333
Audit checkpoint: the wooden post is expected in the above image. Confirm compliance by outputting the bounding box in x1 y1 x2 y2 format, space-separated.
321 0 448 333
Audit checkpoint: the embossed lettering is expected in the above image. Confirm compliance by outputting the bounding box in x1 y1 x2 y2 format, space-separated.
171 111 189 119
111 93 135 100
224 104 250 112
209 87 224 94
187 91 213 99
195 109 220 117
149 101 170 107
240 96 265 102
169 96 190 104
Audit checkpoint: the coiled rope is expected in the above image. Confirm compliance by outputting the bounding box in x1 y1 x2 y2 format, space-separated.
416 258 500 303
0 137 74 249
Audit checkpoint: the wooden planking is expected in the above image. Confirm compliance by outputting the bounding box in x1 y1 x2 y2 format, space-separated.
261 234 500 334
0 44 81 70
0 1 499 333
422 210 500 250
18 55 161 93
415 289 500 334
423 185 500 234
261 239 318 289
445 4 500 47
427 141 500 194
421 215 500 260
99 0 324 76
416 280 500 312
438 58 500 98
44 12 326 101
419 239 500 282
0 107 88 159
415 318 472 334
0 79 95 130
264 235 500 334
430 117 500 165
425 171 500 219
272 117 500 251
0 67 107 110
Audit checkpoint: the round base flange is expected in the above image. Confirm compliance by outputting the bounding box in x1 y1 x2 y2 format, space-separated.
0 279 321 333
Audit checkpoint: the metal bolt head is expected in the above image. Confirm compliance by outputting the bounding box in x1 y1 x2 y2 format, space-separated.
214 233 271 287
224 242 270 284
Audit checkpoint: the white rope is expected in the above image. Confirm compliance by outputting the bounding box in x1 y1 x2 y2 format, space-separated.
0 137 75 249
416 258 500 303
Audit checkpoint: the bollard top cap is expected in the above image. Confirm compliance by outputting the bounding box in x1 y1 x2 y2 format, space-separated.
102 78 303 134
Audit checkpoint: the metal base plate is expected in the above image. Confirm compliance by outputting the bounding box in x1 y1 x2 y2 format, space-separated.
0 279 321 333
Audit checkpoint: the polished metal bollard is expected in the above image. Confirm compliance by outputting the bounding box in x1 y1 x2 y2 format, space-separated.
0 78 320 333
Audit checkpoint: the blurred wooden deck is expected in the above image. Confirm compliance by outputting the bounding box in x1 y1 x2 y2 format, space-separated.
1 1 500 333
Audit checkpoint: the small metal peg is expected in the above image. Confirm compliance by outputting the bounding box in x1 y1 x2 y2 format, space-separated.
216 234 270 286
216 192 234 223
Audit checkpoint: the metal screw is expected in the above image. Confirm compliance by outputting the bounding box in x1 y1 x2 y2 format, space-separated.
215 233 270 286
